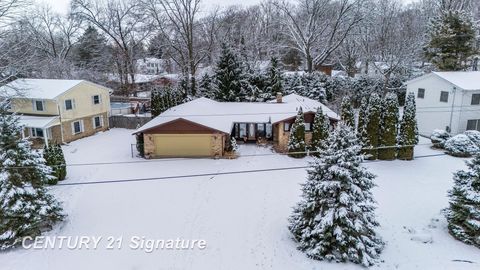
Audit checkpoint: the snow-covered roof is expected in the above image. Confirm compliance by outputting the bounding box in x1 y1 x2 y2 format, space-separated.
18 115 59 129
135 94 340 134
406 71 480 91
107 73 180 84
0 79 85 99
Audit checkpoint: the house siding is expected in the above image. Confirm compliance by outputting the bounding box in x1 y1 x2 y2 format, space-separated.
407 75 480 135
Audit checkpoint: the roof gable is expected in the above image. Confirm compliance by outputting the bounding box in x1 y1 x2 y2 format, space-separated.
406 72 480 90
0 79 111 100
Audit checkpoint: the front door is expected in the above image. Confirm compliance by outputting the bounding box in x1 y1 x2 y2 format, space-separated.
248 123 256 140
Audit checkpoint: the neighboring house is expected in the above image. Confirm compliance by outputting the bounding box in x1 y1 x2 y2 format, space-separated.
135 57 169 74
406 71 480 136
134 94 339 158
106 73 179 96
0 79 111 147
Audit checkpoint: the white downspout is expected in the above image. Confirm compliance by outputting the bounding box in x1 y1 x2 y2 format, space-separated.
448 87 456 134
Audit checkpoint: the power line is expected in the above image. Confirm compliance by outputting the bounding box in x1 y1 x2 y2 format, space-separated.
3 143 433 170
52 152 449 187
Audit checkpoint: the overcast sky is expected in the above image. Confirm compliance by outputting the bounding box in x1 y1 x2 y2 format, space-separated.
38 0 420 15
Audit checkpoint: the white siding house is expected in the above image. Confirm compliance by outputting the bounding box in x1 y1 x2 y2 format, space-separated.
406 71 480 136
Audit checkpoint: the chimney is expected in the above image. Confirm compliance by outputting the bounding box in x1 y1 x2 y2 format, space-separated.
276 92 283 103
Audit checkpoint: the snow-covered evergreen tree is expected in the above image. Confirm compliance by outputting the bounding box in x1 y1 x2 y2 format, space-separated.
197 73 214 99
397 92 418 160
213 43 246 101
310 107 330 154
287 107 307 158
0 103 64 250
151 86 182 117
43 144 67 184
340 96 355 128
357 96 369 143
266 56 283 98
378 93 399 160
446 154 480 248
425 10 477 71
364 93 382 160
289 124 383 266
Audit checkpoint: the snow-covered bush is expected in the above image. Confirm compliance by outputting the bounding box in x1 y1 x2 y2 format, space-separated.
444 134 479 157
464 130 480 146
430 129 451 148
228 137 239 152
446 154 480 248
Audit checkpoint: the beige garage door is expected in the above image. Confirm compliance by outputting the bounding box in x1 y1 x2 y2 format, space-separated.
153 134 212 157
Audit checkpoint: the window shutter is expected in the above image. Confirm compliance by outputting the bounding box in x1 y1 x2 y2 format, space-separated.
32 100 35 111
100 116 104 127
99 95 102 104
72 99 76 109
80 120 84 132
71 122 75 135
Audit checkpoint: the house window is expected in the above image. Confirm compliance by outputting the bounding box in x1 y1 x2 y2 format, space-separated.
284 123 290 132
92 95 101 105
65 99 73 110
305 123 311 131
417 88 425 99
257 123 266 137
266 124 272 138
93 116 103 128
30 128 44 138
72 120 83 135
238 123 247 138
467 119 480 131
471 94 480 105
34 100 45 111
440 91 449 102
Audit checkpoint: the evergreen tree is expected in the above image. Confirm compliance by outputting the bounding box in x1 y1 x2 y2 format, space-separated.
378 93 399 160
364 93 382 160
213 43 246 101
287 107 307 158
446 155 480 248
357 96 369 141
0 103 64 250
198 73 214 98
289 124 383 266
310 106 330 154
340 96 355 128
425 10 477 71
43 144 67 184
397 93 418 160
74 26 109 71
150 86 182 118
266 56 283 98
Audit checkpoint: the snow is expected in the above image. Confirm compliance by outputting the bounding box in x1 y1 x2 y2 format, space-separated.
407 72 480 91
17 115 59 129
0 79 85 99
1 130 480 269
135 94 340 134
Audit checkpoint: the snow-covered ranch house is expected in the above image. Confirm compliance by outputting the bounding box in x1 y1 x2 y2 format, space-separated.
134 94 339 158
0 79 111 147
406 71 480 136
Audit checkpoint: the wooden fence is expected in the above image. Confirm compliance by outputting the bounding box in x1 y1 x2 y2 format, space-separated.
109 115 151 129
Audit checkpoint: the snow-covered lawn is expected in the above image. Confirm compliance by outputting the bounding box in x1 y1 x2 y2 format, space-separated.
1 128 480 269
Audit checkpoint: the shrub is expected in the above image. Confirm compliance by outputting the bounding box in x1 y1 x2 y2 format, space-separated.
445 134 479 157
430 129 451 148
464 130 480 146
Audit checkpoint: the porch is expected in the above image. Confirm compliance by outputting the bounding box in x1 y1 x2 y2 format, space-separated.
18 115 61 148
231 122 274 143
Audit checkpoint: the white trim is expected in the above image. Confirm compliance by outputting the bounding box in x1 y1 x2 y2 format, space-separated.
32 99 45 111
71 120 84 135
92 115 103 129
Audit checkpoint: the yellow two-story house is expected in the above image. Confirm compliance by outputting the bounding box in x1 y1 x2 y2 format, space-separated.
0 79 111 147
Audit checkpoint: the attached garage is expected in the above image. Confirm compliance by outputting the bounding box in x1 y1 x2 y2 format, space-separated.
153 134 213 157
136 118 228 159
